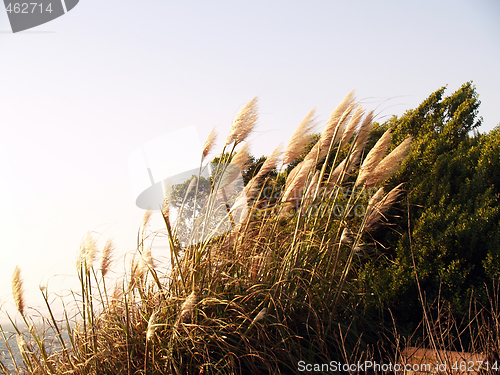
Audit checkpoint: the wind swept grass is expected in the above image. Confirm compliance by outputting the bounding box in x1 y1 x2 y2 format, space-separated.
6 93 496 374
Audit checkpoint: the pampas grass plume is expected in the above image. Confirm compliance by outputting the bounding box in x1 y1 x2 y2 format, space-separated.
84 232 97 270
231 142 251 172
365 136 413 187
202 127 217 160
355 129 392 187
100 238 114 277
176 291 198 327
340 104 364 148
12 266 25 316
340 228 353 245
225 97 259 147
252 307 268 324
365 183 404 231
283 109 317 165
354 110 374 151
146 311 158 342
282 158 314 207
254 144 283 180
142 210 152 233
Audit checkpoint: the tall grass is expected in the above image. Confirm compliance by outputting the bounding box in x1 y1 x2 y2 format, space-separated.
3 93 494 374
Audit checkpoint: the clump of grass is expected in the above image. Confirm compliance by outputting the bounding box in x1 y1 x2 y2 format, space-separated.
0 93 429 374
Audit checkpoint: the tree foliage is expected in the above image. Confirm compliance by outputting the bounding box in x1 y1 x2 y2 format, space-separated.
367 82 500 330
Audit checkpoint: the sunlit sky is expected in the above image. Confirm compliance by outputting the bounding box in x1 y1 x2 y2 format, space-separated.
0 0 499 322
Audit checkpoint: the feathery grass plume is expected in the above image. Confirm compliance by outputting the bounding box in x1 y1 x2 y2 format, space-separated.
108 284 123 312
355 129 392 187
284 160 303 191
216 164 241 191
282 158 315 208
244 144 283 200
175 291 198 327
303 169 320 208
252 308 268 324
305 91 356 163
129 259 141 290
340 104 364 148
142 210 153 233
231 142 252 172
229 191 250 223
329 145 364 186
353 110 374 150
16 334 27 355
366 186 385 211
254 144 283 181
364 136 413 187
202 127 217 160
146 311 158 342
12 266 25 316
161 195 170 222
225 97 259 147
340 228 353 245
364 183 404 231
282 109 317 165
83 232 97 271
100 238 114 277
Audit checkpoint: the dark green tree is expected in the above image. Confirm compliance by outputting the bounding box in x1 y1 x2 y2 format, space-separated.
365 82 500 334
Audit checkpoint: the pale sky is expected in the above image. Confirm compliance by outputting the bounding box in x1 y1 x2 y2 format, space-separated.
0 0 499 322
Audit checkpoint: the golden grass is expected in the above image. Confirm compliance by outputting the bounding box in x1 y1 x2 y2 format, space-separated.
4 94 495 375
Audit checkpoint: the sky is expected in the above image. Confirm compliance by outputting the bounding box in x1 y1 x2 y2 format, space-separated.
0 0 499 323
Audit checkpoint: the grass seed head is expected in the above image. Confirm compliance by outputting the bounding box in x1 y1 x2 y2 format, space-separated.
231 142 252 172
179 291 198 323
356 129 392 187
365 136 413 187
100 238 115 277
252 308 268 324
365 183 404 231
146 311 159 341
12 266 25 316
225 97 259 147
283 109 317 165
